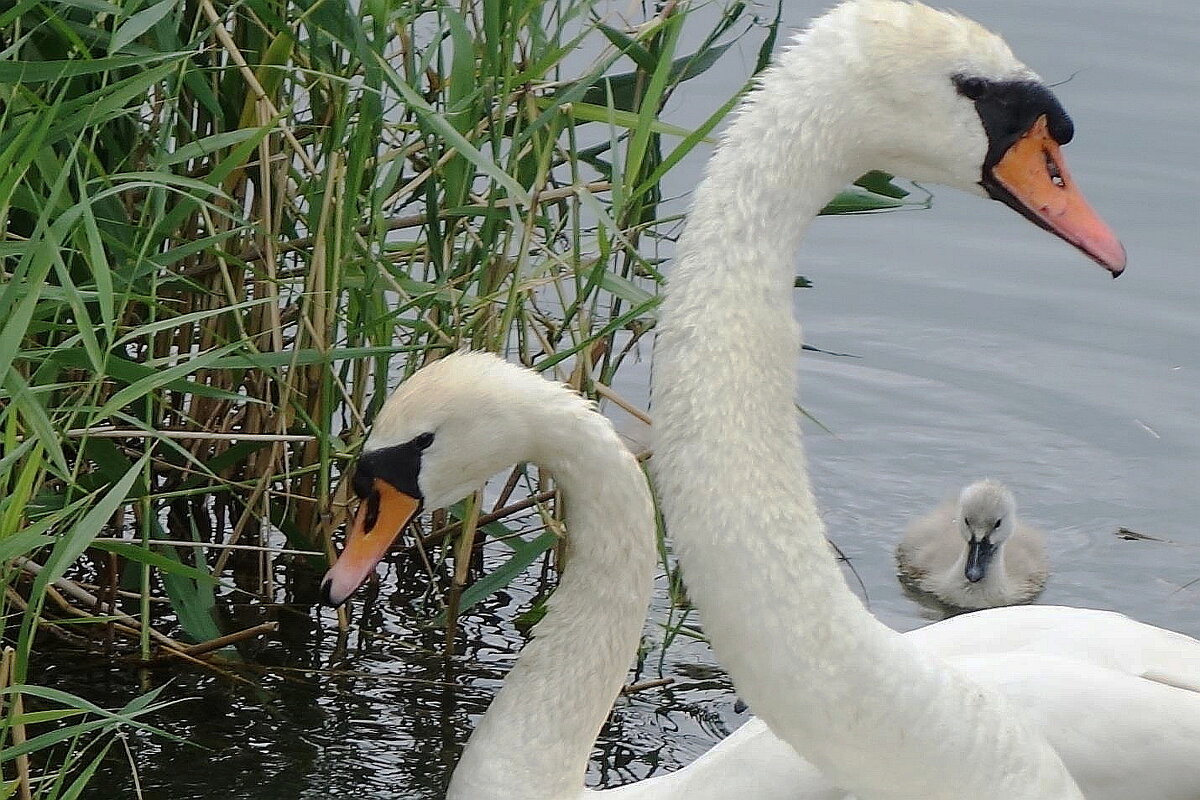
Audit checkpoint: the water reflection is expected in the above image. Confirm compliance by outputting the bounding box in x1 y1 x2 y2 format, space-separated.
43 547 739 799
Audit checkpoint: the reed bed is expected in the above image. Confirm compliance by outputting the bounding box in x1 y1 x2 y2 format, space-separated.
0 0 915 792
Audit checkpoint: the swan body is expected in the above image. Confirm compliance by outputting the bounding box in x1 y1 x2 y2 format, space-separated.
898 479 1048 608
605 606 1200 799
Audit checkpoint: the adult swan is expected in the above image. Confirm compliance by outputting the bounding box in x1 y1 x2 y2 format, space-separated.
652 1 1200 799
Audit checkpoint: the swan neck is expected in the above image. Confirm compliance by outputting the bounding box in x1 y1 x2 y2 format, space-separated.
651 36 1082 800
448 411 655 800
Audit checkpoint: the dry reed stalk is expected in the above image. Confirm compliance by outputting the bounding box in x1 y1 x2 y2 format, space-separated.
3 589 91 648
72 585 172 604
40 584 184 652
0 647 32 800
37 590 259 686
592 380 652 426
237 181 614 266
197 0 317 176
177 622 279 657
492 466 525 513
211 471 279 576
413 490 559 552
620 677 674 694
89 538 322 557
444 491 483 655
15 559 255 682
62 429 317 442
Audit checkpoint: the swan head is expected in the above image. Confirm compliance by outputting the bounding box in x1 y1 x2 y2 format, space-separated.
320 352 590 606
790 0 1125 273
955 479 1017 583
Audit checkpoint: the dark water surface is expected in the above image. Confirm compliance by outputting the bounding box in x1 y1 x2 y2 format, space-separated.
43 1 1199 797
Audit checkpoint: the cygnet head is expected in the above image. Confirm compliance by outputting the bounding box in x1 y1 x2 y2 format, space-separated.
956 479 1017 583
320 352 592 607
772 0 1125 272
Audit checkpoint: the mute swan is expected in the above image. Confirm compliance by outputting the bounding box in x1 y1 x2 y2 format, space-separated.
897 479 1048 609
322 351 659 799
651 0 1200 798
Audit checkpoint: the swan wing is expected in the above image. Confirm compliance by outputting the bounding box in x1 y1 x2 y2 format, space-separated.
598 607 1200 799
908 605 1200 693
954 652 1200 800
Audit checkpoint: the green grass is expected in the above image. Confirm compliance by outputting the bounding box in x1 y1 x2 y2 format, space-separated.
0 0 916 791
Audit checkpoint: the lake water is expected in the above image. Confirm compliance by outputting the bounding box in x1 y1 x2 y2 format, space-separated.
49 0 1199 796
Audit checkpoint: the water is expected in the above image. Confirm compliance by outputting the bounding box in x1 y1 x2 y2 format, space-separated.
785 0 1200 634
44 1 1200 796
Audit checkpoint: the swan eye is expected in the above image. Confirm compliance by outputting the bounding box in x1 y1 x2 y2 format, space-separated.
1043 150 1065 188
993 518 1003 530
412 431 435 450
963 517 972 527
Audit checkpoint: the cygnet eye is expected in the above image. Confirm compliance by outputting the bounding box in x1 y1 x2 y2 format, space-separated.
964 517 972 527
993 518 1003 530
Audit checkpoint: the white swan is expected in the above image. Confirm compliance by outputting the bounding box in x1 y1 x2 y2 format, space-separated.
897 479 1048 609
651 0 1200 799
321 351 659 799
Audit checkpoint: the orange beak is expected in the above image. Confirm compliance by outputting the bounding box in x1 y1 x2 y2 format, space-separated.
321 479 420 606
988 115 1126 275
